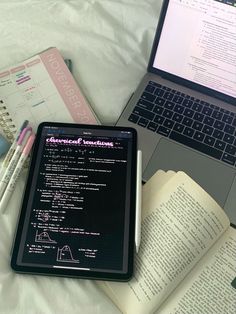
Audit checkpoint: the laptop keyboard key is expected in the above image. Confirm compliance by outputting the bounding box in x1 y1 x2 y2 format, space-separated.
154 88 165 97
138 118 149 128
192 121 203 131
173 95 184 104
147 122 158 132
209 103 218 110
173 113 183 122
203 116 214 126
183 127 194 137
163 92 174 101
153 105 164 115
133 106 155 120
164 101 175 110
192 102 203 112
145 85 155 94
155 97 165 106
222 114 233 124
182 117 193 127
149 81 161 88
170 131 223 160
214 140 226 151
214 120 225 130
128 113 139 124
222 153 235 166
137 99 155 111
223 134 234 144
173 123 184 133
194 112 204 122
219 107 228 114
202 107 213 116
157 126 171 137
163 86 171 91
212 110 223 120
204 136 215 146
224 124 235 135
182 99 193 108
212 129 224 140
193 131 205 142
202 125 213 136
141 92 156 102
225 144 236 156
163 119 174 129
174 104 184 114
163 109 173 119
184 108 194 118
154 115 164 124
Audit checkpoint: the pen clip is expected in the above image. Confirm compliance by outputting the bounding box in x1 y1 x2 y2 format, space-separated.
16 120 29 141
17 127 32 146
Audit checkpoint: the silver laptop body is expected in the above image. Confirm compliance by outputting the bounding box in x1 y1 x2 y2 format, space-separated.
116 0 236 225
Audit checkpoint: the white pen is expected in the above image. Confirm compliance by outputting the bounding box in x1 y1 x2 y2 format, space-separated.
0 134 35 213
0 120 29 179
0 126 32 200
135 150 142 253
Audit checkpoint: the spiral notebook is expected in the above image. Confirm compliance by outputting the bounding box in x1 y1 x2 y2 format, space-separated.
0 47 99 142
0 100 15 141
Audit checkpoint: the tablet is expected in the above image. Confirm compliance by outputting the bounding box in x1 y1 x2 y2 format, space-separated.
11 122 137 281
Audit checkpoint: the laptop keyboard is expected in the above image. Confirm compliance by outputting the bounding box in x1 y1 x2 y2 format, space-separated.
128 81 236 167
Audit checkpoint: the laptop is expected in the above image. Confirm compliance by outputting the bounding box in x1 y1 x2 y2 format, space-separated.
116 0 236 226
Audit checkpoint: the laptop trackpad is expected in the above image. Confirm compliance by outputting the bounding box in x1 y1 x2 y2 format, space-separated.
143 138 236 212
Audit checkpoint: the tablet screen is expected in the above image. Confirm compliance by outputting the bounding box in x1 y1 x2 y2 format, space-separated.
11 122 137 281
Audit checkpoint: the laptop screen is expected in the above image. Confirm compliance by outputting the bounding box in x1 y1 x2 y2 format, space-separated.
152 0 236 99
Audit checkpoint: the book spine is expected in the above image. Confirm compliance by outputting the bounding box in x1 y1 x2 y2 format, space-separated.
0 100 16 142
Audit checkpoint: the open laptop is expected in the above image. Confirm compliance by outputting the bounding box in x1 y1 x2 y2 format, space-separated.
116 0 236 225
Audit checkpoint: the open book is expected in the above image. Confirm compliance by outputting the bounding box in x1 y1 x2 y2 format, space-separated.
98 171 236 314
0 47 99 142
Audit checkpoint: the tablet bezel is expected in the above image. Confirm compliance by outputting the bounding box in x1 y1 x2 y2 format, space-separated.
11 122 137 281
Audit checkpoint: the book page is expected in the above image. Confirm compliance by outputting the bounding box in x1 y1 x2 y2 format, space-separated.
142 170 175 220
157 227 236 314
98 170 175 312
99 171 230 314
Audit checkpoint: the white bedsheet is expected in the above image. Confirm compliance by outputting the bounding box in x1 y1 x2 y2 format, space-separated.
0 1 162 313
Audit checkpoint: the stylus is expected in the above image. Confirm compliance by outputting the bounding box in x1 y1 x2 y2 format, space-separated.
0 126 32 200
135 150 142 253
0 134 35 213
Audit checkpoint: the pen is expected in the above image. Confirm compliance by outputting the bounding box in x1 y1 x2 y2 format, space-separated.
0 120 29 172
0 126 32 200
135 150 142 253
0 133 35 213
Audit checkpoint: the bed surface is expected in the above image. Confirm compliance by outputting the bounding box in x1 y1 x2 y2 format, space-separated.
0 1 161 313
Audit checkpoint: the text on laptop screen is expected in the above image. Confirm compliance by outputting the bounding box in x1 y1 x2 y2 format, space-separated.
153 0 236 98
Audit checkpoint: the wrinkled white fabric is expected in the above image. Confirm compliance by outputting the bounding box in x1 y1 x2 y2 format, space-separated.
0 1 162 313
